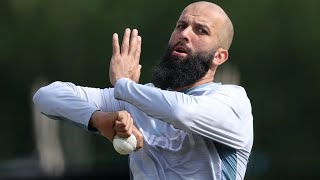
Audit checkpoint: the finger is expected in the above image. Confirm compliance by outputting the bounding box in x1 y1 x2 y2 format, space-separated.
112 33 120 56
134 36 142 65
114 120 124 131
116 131 131 138
114 112 126 130
121 28 131 55
129 29 138 56
132 126 144 150
114 119 127 131
123 113 133 135
115 120 131 137
126 112 133 134
114 112 133 135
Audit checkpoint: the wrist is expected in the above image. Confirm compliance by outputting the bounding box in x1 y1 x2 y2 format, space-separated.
89 111 117 141
89 110 102 130
110 71 130 86
89 111 117 131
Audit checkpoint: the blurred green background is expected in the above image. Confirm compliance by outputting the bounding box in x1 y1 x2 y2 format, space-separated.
1 0 319 179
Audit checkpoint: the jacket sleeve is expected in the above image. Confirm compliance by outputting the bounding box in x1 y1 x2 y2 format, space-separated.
114 78 253 149
32 81 124 131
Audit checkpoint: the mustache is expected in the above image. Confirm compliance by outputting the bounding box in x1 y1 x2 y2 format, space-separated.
171 41 192 54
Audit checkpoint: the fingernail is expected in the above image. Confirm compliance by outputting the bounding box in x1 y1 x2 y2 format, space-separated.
113 33 118 39
133 29 138 34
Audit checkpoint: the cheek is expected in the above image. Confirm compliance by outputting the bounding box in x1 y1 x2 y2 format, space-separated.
194 40 211 52
168 32 179 45
196 38 218 52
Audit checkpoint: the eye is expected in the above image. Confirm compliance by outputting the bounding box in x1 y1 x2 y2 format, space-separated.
176 24 184 29
198 28 208 34
176 22 188 30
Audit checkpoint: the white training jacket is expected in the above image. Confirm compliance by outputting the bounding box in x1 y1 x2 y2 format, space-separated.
33 78 253 180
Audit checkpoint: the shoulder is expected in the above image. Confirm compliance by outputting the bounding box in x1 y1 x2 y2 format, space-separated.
145 83 155 87
206 83 251 110
216 84 248 96
205 83 248 97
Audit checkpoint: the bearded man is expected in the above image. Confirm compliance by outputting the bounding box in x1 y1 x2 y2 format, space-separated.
33 1 253 179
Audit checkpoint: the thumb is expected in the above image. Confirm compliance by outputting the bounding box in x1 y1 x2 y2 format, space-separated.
132 125 144 150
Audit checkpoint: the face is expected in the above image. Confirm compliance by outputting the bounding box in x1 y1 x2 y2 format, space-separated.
151 3 227 90
168 4 223 60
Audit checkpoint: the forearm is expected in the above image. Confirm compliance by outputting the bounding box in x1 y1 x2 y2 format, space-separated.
33 81 103 129
114 78 190 128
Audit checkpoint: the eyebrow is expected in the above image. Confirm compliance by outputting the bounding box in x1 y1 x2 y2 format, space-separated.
177 20 211 30
176 20 187 25
196 23 211 31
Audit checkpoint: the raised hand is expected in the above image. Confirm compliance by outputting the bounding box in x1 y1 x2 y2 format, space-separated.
109 28 142 86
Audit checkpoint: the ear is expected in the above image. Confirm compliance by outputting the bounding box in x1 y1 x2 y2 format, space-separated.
212 48 229 65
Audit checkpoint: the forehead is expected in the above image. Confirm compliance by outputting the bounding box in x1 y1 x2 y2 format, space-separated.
179 6 214 23
178 5 218 25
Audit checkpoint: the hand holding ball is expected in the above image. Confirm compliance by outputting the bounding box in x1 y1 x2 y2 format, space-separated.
113 134 137 155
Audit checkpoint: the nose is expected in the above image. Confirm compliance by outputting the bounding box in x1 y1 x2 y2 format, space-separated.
180 26 192 43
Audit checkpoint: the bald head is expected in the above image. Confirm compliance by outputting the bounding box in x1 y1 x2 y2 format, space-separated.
182 1 234 50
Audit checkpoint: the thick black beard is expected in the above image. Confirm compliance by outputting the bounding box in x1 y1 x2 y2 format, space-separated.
151 45 214 90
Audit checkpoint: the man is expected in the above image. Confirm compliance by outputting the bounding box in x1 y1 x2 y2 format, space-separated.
33 1 253 179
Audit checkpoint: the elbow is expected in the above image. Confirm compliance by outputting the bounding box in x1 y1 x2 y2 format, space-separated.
32 86 49 113
33 86 46 106
227 124 252 150
32 81 62 109
33 86 45 105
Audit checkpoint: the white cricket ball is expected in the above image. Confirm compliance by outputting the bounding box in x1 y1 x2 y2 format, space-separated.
113 134 137 155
